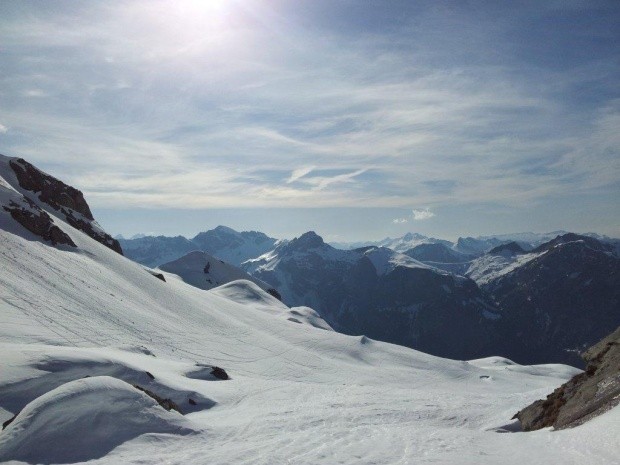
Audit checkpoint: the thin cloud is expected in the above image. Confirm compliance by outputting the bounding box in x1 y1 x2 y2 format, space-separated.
412 208 435 221
311 168 368 191
393 218 408 224
286 166 315 183
0 123 7 133
23 89 48 98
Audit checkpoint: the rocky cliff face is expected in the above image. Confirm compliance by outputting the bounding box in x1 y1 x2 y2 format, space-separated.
9 158 94 220
6 157 122 254
515 325 620 431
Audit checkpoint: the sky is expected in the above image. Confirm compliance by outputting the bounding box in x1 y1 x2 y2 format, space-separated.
1 0 619 242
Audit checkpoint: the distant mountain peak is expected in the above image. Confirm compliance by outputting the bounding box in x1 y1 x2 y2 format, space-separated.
533 233 612 254
213 225 239 234
488 241 525 256
291 231 325 250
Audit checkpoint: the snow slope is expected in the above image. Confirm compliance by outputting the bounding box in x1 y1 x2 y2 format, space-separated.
158 249 275 292
1 172 619 463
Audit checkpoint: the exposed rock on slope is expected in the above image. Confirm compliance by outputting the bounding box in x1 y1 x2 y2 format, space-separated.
10 158 93 219
515 326 620 431
1 155 122 254
2 196 75 247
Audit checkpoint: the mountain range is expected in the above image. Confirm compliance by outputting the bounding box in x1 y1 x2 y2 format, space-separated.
119 222 620 366
1 154 618 463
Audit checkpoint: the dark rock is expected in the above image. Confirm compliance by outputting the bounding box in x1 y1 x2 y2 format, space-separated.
145 371 155 380
2 414 16 431
3 198 76 247
150 272 166 282
514 325 620 431
133 384 182 414
188 398 197 406
10 158 94 220
9 158 123 255
210 366 229 380
266 288 282 301
60 208 123 255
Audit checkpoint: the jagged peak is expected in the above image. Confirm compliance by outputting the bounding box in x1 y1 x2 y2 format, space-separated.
290 231 325 250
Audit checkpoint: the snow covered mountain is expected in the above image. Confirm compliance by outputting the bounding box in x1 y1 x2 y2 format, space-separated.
479 234 620 366
465 241 540 285
402 242 474 274
119 226 280 268
378 232 453 252
329 232 451 252
119 235 197 268
158 250 278 295
244 231 500 360
1 157 619 464
191 225 281 266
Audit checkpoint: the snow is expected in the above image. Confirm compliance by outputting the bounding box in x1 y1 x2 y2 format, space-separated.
363 246 441 275
0 376 196 464
1 166 619 464
158 250 273 292
466 251 544 285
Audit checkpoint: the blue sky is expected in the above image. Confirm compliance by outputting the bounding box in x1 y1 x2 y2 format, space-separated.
1 0 619 241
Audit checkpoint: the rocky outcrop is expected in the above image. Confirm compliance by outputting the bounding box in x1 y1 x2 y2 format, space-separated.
3 198 76 247
8 158 122 255
210 366 229 380
266 288 282 301
514 326 620 431
10 158 94 220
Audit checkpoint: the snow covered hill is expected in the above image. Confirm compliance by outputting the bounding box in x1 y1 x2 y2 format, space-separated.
158 249 277 294
1 158 619 464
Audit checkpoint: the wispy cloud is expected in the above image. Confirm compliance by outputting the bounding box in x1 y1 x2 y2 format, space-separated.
0 0 617 230
412 208 435 221
0 123 7 134
286 166 315 184
310 168 368 191
392 218 408 224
